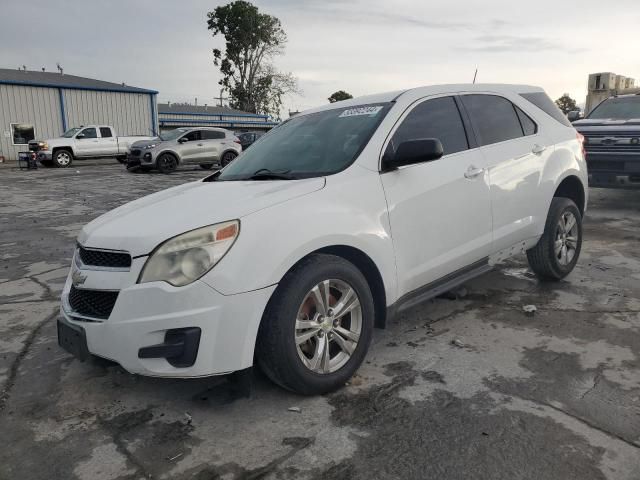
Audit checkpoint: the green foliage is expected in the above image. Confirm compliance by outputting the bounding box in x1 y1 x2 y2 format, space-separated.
328 91 354 103
555 94 578 115
207 1 298 118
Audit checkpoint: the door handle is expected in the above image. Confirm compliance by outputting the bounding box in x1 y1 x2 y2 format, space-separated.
464 165 485 179
532 144 547 155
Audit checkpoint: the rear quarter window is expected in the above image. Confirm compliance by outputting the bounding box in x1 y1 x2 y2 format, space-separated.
520 92 572 127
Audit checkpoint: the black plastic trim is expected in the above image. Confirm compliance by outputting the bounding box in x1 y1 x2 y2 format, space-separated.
138 327 201 368
386 258 492 321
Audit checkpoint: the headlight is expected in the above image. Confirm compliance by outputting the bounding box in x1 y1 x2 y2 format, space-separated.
138 220 239 286
40 141 49 150
144 144 157 149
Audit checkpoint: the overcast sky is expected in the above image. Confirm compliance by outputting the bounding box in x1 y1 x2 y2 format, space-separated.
2 0 639 117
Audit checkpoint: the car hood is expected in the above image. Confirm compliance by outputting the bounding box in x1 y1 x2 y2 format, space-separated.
43 137 71 148
130 138 162 149
78 177 326 256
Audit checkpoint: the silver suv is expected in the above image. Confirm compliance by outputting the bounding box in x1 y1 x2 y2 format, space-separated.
127 127 242 173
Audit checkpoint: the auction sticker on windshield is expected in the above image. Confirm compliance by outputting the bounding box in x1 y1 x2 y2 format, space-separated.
339 106 384 118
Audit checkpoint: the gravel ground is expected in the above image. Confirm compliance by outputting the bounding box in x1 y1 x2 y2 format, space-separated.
1 162 639 480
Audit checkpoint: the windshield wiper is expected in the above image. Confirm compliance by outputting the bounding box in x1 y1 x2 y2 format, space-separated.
245 168 297 180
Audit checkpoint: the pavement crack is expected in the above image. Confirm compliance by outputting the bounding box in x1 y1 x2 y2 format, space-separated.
580 373 603 400
0 309 57 413
28 275 56 300
506 391 640 450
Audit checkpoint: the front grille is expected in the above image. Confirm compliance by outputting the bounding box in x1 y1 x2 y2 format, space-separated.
78 246 131 269
68 286 119 320
130 149 141 157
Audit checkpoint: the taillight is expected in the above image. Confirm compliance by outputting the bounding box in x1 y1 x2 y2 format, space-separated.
576 132 586 158
234 139 241 144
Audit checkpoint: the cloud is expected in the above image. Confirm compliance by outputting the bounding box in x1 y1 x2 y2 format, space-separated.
467 34 581 53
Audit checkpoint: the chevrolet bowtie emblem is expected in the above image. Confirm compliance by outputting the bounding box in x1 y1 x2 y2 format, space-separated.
72 269 87 287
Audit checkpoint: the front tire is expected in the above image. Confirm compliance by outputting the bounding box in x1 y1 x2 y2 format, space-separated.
157 153 178 174
53 149 73 168
256 254 374 395
527 197 583 280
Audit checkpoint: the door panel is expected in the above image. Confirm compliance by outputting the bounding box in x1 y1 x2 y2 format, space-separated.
98 127 118 156
480 135 551 251
176 130 203 163
382 151 492 296
74 128 100 156
380 95 493 298
459 94 551 252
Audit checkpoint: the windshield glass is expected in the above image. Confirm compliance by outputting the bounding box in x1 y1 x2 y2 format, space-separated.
217 103 391 180
159 128 188 141
588 96 640 120
62 128 81 138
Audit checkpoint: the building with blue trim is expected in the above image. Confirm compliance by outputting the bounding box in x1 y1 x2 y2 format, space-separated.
0 68 158 161
157 103 278 133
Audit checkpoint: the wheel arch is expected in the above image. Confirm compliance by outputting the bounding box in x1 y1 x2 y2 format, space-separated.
267 245 388 330
52 146 74 158
155 150 180 165
553 174 586 216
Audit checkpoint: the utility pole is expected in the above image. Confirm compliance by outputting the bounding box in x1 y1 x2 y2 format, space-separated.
473 68 478 84
213 88 230 107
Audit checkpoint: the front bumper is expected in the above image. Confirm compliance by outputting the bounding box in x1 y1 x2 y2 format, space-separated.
37 151 52 161
586 152 640 188
127 150 155 168
60 265 276 377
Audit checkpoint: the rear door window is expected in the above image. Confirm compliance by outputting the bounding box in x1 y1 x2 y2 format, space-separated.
387 96 469 157
99 127 113 138
461 95 524 146
202 130 225 140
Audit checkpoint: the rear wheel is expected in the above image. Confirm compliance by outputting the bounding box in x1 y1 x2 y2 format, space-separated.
220 151 237 168
157 153 178 173
53 149 73 168
256 254 374 395
527 197 583 280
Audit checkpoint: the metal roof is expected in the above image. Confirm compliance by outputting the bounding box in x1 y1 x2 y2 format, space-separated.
158 103 268 118
0 68 157 94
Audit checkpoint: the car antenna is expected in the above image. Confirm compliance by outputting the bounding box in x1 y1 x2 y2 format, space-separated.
472 68 478 84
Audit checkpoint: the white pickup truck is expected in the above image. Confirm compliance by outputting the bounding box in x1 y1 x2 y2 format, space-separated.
31 125 154 167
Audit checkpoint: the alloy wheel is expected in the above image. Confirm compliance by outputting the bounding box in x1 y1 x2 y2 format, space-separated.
57 152 71 166
295 279 362 374
555 211 579 266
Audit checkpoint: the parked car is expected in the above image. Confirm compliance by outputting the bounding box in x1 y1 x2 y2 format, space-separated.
572 93 640 188
31 125 153 168
58 84 587 395
237 131 265 150
127 127 241 173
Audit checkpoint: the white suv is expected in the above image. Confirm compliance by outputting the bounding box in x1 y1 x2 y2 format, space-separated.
58 84 587 394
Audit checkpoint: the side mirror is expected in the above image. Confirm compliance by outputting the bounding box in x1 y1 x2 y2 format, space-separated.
76 133 85 139
384 138 444 170
178 137 188 143
567 110 581 122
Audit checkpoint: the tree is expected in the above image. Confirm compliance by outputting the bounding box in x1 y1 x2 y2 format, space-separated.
555 94 578 115
207 1 298 118
328 90 353 103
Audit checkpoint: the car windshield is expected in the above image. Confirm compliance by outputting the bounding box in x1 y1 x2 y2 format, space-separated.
217 103 391 181
62 128 81 138
159 129 188 141
588 96 640 120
